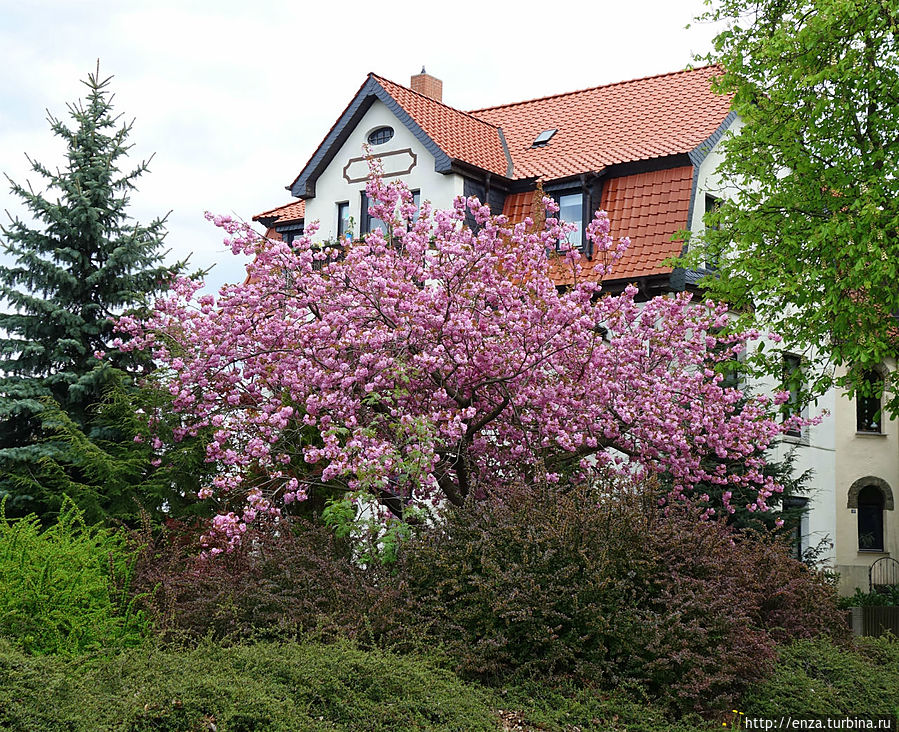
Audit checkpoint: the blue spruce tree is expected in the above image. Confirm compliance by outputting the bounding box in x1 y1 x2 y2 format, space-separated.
0 65 187 522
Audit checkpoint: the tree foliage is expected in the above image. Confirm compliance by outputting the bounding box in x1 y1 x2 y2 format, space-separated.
692 0 899 410
0 65 186 520
117 171 810 544
0 378 217 526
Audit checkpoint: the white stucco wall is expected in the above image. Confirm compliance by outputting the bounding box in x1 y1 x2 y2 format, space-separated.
689 116 742 237
303 99 465 242
749 354 838 565
691 118 838 567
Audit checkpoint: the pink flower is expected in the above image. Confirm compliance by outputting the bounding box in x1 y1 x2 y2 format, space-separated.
119 166 813 547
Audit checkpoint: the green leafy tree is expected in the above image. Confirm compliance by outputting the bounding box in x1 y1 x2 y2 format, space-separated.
0 64 184 520
691 0 899 411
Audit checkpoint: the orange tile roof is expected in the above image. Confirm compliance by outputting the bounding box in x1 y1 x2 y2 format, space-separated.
280 66 729 203
502 191 542 225
504 167 694 285
363 67 730 181
253 200 305 226
472 66 731 180
371 74 510 177
598 166 693 280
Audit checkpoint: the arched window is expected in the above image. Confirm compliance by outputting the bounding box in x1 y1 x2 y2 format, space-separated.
858 485 885 552
856 369 883 433
849 477 893 553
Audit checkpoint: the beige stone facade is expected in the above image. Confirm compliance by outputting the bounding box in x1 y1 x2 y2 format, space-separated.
833 363 898 594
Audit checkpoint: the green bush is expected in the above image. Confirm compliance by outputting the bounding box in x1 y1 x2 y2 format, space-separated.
0 498 145 655
0 639 498 731
744 636 899 716
839 585 899 608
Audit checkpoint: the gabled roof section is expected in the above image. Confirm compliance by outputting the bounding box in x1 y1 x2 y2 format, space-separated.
503 167 694 285
253 200 305 228
472 66 732 180
290 74 511 199
286 66 731 201
372 75 512 178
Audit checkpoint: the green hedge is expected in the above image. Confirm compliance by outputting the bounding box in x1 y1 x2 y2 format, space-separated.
839 585 899 608
0 640 498 731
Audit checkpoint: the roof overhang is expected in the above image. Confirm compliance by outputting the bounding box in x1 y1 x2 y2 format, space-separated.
689 110 738 167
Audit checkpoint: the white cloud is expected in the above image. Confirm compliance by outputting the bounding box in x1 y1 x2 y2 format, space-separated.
0 0 721 294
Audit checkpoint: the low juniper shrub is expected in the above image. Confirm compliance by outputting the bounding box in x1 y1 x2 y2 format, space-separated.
744 635 899 716
0 639 498 731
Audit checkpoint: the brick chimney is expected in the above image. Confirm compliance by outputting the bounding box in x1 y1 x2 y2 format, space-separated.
410 67 442 103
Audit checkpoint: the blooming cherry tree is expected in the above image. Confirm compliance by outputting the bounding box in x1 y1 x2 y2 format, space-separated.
116 174 805 548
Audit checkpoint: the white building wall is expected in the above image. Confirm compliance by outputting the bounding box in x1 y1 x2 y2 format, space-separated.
691 118 838 567
833 361 899 593
303 99 465 242
689 116 743 234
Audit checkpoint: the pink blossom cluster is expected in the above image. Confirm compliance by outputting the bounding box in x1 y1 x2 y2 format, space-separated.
115 173 812 543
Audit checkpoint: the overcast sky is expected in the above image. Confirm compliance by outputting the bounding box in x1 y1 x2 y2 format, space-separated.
0 0 722 293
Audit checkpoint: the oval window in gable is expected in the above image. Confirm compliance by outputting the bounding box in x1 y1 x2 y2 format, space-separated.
367 126 394 146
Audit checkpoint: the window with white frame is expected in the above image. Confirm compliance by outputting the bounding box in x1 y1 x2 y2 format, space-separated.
552 190 584 250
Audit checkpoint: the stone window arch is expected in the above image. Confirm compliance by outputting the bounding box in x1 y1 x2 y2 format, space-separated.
848 477 894 510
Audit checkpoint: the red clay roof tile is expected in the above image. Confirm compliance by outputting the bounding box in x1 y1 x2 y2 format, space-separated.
472 66 731 180
501 191 542 225
505 167 694 286
253 200 306 227
372 75 510 178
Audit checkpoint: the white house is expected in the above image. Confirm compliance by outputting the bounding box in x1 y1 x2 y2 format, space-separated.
254 68 897 594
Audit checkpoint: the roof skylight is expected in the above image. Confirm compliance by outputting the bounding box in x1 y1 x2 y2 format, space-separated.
531 129 557 147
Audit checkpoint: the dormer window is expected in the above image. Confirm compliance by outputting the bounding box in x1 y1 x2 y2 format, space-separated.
367 126 394 146
556 192 584 250
532 129 557 147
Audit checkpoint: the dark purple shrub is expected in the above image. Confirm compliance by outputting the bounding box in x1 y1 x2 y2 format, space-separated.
390 480 843 714
130 516 381 644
